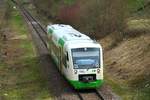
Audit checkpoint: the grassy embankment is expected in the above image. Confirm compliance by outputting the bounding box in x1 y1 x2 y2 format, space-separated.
0 1 52 100
102 1 150 99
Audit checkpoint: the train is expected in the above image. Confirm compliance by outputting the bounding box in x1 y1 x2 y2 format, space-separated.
46 24 103 89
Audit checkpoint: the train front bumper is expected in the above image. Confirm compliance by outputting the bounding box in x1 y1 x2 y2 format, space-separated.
68 79 103 89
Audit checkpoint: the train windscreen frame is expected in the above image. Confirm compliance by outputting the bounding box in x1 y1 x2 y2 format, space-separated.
71 48 100 69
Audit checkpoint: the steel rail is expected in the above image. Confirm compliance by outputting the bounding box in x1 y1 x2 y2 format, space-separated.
11 0 48 49
22 7 47 34
20 6 48 49
95 89 105 100
75 90 84 100
75 89 105 100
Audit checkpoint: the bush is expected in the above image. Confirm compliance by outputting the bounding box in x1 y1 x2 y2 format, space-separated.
78 0 127 38
57 2 80 24
57 0 127 39
34 0 128 39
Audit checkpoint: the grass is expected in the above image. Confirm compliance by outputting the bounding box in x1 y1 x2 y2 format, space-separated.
127 0 145 11
105 69 150 100
10 10 28 35
0 2 52 100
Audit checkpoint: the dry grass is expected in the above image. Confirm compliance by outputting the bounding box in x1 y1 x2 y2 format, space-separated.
104 33 150 85
124 18 150 37
101 33 150 99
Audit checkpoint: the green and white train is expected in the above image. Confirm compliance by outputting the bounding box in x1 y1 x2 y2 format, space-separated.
47 24 103 89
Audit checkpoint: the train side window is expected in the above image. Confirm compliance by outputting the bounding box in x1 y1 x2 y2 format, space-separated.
66 52 69 61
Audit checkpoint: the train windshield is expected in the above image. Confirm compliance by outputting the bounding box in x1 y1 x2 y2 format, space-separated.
71 48 100 69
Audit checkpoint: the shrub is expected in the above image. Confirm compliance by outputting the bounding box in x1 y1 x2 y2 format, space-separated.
57 2 80 24
34 0 129 39
78 0 127 38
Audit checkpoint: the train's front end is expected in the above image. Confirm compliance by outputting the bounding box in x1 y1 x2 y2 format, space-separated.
67 42 103 89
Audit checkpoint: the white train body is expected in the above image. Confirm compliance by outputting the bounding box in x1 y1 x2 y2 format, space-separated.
47 24 103 89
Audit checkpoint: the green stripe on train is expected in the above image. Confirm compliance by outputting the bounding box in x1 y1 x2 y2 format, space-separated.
58 38 65 47
48 29 53 34
68 79 104 89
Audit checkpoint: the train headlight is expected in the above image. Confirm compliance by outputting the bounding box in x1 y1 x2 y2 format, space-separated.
97 69 100 73
74 70 77 74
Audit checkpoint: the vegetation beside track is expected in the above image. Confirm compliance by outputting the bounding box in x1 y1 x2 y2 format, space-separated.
0 1 52 100
105 72 150 100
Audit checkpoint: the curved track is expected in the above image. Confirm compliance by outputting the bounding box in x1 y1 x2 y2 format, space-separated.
11 0 106 100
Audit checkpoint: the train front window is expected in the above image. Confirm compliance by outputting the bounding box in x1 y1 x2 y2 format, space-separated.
72 48 100 69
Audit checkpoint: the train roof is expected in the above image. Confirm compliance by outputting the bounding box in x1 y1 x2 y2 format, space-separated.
47 24 97 47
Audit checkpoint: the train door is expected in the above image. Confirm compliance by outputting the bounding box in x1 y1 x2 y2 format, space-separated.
66 52 69 68
60 49 71 78
64 51 71 79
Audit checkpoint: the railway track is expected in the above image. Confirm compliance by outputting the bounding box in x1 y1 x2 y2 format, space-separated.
11 0 106 100
11 0 48 50
21 7 48 49
75 89 104 100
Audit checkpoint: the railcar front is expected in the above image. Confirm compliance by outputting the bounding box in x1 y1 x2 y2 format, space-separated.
65 42 103 89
